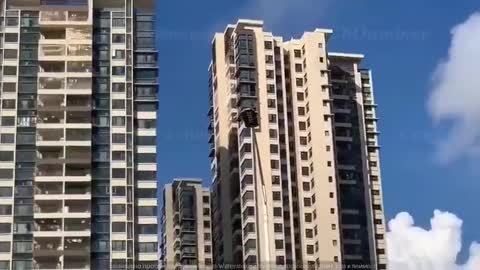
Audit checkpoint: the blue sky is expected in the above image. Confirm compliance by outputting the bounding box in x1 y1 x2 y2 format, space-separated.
156 0 480 262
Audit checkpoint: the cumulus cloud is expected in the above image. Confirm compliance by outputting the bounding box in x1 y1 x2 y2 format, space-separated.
428 13 480 163
387 210 480 270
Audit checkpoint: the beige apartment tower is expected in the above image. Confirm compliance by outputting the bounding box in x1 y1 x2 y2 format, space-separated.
0 0 158 269
208 20 387 269
160 179 213 270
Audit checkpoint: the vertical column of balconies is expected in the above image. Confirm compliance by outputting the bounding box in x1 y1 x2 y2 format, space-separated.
132 7 158 268
0 7 9 269
13 9 38 270
91 10 111 269
107 9 130 269
233 31 259 267
360 70 387 270
34 6 92 269
329 65 372 268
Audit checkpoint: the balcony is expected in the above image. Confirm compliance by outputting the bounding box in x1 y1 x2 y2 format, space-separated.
64 237 89 254
67 77 91 90
67 61 92 73
39 44 66 57
38 111 65 124
65 182 90 195
65 164 90 177
40 29 66 40
35 219 62 232
64 256 89 269
67 45 92 57
37 129 64 142
33 258 62 270
66 95 91 110
34 237 62 252
39 78 65 90
66 129 90 141
64 218 90 231
35 182 63 195
34 201 62 214
37 146 64 163
65 200 90 213
39 61 65 73
66 111 91 124
36 164 63 177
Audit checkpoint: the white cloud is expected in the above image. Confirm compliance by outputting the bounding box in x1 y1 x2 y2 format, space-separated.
428 12 480 163
243 0 331 32
387 210 480 270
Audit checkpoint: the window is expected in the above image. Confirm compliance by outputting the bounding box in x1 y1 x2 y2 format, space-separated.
0 169 13 180
0 152 14 162
301 152 308 161
205 245 211 253
273 192 281 201
268 114 277 123
271 160 279 169
267 99 276 108
112 116 125 126
329 192 334 198
112 222 126 232
3 66 17 76
320 57 324 63
294 49 302 58
112 134 125 144
112 169 125 179
299 122 306 131
4 49 17 59
0 242 10 252
306 245 314 254
112 66 125 76
112 204 126 214
274 223 283 233
4 33 18 43
112 100 125 109
296 78 304 87
264 41 273 50
275 240 283 249
138 242 157 253
112 240 126 251
112 83 125 92
295 64 303 72
138 206 156 216
270 144 279 154
0 224 11 234
203 221 210 228
112 34 126 43
305 213 312 222
297 92 304 101
269 129 277 139
273 207 282 217
3 83 16 93
112 186 125 196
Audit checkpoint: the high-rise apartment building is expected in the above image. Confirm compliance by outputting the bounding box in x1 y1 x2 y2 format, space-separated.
208 20 387 269
0 0 158 269
160 179 213 270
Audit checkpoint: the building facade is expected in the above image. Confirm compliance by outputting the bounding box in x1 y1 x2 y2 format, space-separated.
0 0 158 269
160 179 213 270
208 20 387 269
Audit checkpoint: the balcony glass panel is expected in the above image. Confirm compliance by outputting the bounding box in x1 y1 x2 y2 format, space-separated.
67 45 92 56
38 111 64 124
39 78 65 90
67 77 91 89
35 219 62 232
36 164 63 177
35 183 62 195
67 28 91 40
67 61 92 73
37 129 64 141
64 219 90 231
68 11 88 21
39 45 65 57
40 11 67 22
